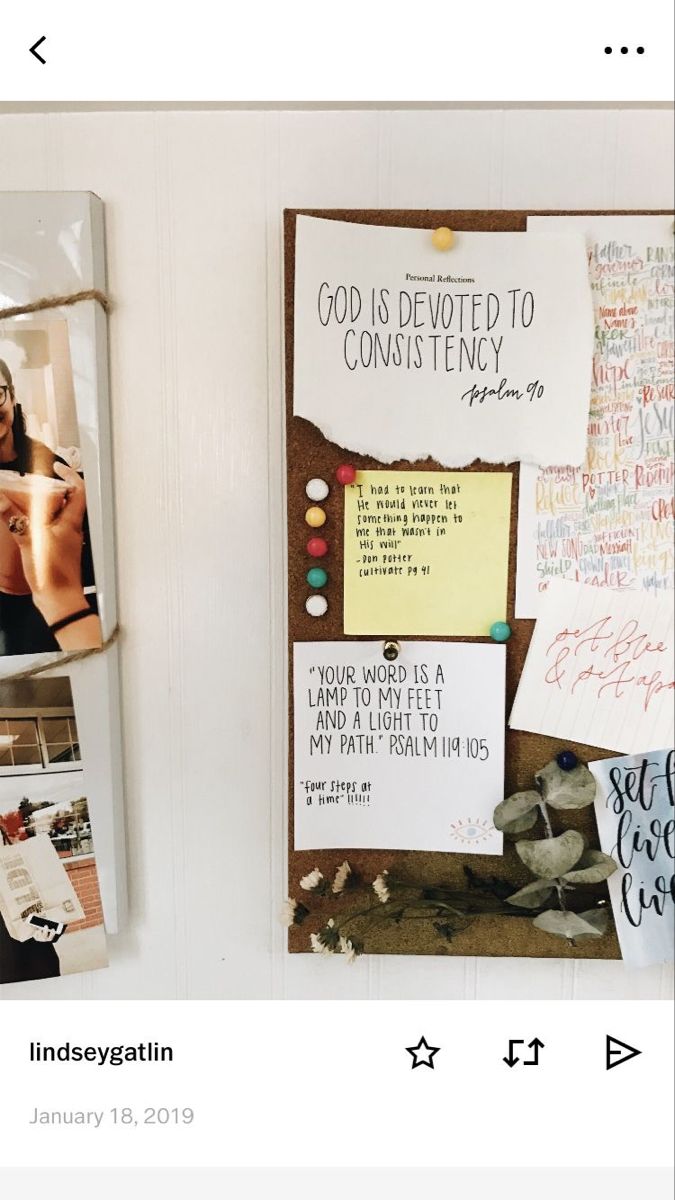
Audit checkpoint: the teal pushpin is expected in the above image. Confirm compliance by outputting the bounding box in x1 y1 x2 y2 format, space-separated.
306 566 328 588
490 620 511 643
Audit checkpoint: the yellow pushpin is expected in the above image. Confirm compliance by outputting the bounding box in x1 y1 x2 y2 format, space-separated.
432 226 454 251
305 505 327 528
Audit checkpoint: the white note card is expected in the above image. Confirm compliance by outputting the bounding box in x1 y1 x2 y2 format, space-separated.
590 749 674 968
510 580 675 753
293 640 505 853
293 215 594 467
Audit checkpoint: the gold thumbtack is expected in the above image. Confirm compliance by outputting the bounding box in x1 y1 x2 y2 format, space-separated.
383 640 400 661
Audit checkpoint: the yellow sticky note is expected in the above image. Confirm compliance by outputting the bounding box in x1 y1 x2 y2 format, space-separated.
343 471 512 636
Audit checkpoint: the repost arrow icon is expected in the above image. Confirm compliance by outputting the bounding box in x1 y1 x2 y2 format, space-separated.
29 36 47 64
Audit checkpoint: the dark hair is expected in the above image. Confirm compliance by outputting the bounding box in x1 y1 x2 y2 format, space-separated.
0 357 30 473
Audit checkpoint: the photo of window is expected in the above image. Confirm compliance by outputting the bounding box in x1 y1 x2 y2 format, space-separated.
0 677 107 986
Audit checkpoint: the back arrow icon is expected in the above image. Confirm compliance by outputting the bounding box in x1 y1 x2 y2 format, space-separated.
30 36 47 64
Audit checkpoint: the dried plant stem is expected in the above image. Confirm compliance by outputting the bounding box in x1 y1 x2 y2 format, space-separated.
538 799 555 839
538 798 568 916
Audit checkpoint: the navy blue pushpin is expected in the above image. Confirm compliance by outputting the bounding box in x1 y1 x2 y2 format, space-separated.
556 749 578 772
490 620 511 643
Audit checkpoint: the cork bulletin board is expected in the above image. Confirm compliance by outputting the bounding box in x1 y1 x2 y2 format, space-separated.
285 208 654 961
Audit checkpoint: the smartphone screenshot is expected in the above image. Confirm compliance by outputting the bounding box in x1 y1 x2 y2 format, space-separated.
0 2 673 1195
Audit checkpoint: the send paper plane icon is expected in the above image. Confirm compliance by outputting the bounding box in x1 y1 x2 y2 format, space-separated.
606 1035 642 1071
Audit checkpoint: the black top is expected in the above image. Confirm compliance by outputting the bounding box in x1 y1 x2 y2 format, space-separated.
0 910 60 984
0 437 97 656
1 435 64 480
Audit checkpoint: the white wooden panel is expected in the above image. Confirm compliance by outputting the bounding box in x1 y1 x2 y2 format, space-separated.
570 960 672 1001
386 110 497 207
475 956 570 1000
278 111 381 207
375 954 480 1000
612 109 675 206
0 107 672 1002
160 112 272 998
501 109 616 208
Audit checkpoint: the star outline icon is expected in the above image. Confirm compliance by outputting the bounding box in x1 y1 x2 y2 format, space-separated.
406 1035 440 1069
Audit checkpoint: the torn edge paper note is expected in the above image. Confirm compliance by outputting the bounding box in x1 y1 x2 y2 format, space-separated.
292 215 594 467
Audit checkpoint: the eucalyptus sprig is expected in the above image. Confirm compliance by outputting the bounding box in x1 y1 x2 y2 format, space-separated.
493 756 617 943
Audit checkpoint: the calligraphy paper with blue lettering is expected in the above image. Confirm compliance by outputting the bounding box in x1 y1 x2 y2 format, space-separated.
590 750 674 967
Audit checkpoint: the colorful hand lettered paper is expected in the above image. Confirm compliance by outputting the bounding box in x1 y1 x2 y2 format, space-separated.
590 749 674 967
509 579 675 753
343 470 512 636
294 640 505 853
517 216 674 617
293 216 594 467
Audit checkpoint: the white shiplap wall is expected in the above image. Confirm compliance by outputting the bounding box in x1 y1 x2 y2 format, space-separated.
1 107 673 1000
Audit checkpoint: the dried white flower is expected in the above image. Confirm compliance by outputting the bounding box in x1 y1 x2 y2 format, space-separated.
339 936 357 964
332 860 352 895
372 872 390 904
280 899 298 927
310 932 334 955
300 868 324 891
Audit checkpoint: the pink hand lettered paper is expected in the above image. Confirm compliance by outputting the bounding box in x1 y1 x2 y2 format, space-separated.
510 579 675 753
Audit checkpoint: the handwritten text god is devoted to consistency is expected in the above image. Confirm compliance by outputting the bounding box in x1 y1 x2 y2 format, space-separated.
294 216 593 467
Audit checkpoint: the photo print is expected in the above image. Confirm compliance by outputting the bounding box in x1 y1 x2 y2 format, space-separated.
0 319 101 656
0 676 107 986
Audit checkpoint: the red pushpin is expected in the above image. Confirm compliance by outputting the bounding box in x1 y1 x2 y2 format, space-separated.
307 536 328 558
336 464 356 485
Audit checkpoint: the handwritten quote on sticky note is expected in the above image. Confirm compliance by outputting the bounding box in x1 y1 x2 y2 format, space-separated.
294 641 505 853
343 471 512 636
510 579 675 753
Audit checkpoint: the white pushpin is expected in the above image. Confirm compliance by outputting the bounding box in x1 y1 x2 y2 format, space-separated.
306 478 329 502
305 594 328 617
